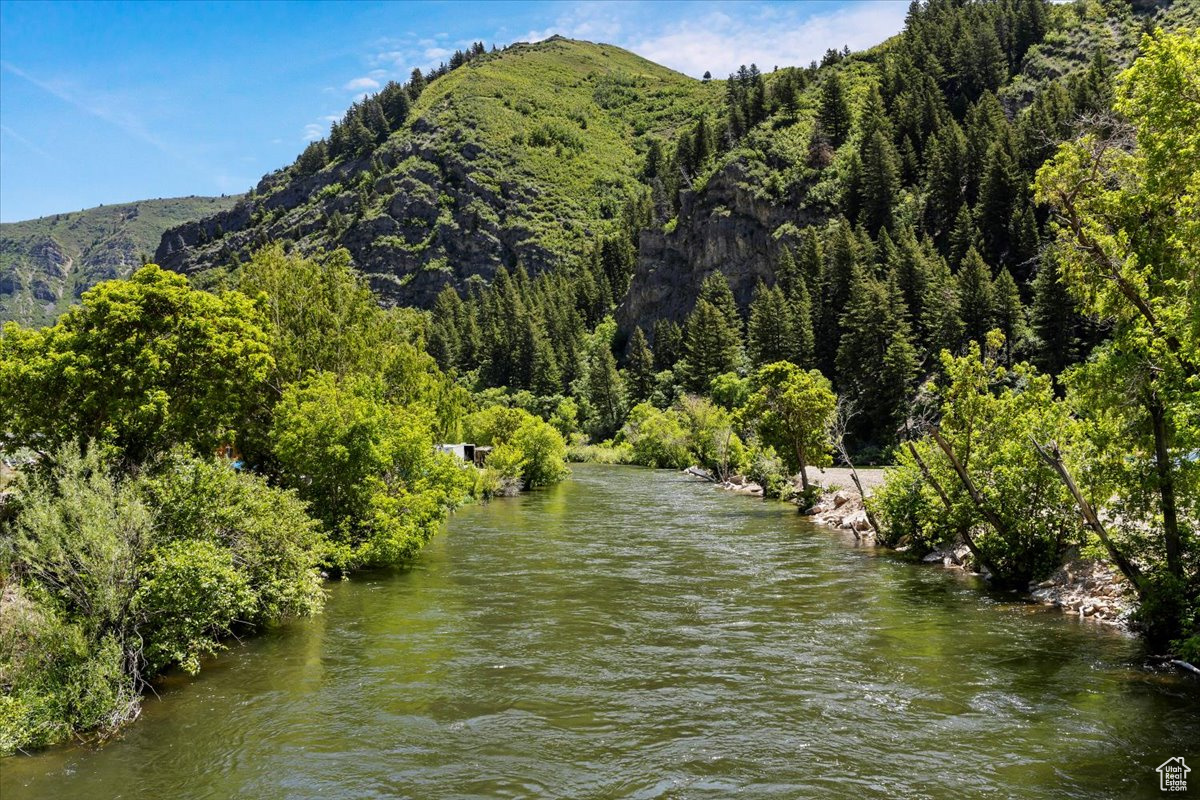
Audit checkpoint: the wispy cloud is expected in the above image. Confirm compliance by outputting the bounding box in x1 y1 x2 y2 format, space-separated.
0 123 56 161
1 60 179 157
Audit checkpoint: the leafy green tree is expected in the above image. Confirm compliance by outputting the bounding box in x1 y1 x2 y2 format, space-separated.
269 373 457 567
621 402 691 469
0 265 272 464
1035 29 1200 650
743 362 836 490
876 334 1084 586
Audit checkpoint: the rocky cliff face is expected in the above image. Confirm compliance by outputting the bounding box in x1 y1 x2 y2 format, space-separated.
157 130 562 308
620 160 819 333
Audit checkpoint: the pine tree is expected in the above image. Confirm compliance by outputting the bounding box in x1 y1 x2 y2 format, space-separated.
796 227 824 290
585 346 625 439
652 319 683 371
817 71 852 148
748 282 796 368
991 267 1026 364
957 246 995 346
698 271 742 339
974 141 1020 266
682 299 741 392
428 285 464 370
858 130 901 234
835 275 918 446
408 67 427 100
921 252 965 360
1029 256 1078 377
791 279 816 368
530 323 562 395
924 120 968 242
948 204 980 268
1007 202 1039 285
815 218 861 377
626 327 656 403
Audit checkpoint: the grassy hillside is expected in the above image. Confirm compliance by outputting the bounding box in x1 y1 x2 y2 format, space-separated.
156 37 722 305
1 195 240 326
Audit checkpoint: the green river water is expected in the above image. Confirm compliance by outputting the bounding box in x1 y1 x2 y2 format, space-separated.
2 463 1197 799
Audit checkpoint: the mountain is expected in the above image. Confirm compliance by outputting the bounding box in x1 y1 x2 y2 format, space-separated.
153 1 1194 331
156 36 722 306
1 195 241 326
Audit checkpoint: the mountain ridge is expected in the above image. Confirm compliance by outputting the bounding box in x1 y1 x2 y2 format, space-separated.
0 195 241 326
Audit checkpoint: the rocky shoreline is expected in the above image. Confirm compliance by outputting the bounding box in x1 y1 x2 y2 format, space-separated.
688 466 1137 630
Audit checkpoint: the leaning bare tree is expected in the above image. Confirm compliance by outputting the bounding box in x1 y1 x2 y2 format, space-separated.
827 397 880 537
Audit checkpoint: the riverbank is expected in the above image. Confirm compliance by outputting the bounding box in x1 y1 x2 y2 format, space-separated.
689 465 1138 630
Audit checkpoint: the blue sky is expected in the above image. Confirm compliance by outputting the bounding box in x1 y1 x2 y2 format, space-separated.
0 1 909 222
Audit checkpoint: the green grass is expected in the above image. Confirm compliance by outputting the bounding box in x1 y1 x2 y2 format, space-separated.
1 195 240 326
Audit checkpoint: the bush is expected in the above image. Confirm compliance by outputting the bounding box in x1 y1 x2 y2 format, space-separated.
622 403 691 469
465 406 569 490
135 452 326 623
133 540 254 675
747 446 787 499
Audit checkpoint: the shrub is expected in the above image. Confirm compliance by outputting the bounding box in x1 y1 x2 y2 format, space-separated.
133 540 254 675
135 452 326 623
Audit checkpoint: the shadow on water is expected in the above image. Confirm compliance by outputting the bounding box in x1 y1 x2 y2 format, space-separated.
2 463 1196 800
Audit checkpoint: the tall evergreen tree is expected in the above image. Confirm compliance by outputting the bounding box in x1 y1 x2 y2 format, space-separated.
652 319 683 371
957 246 995 346
682 299 741 392
835 274 918 446
626 327 657 403
585 346 625 439
857 130 901 234
817 71 853 148
747 282 796 368
815 218 861 377
991 267 1026 364
921 251 966 361
974 141 1021 266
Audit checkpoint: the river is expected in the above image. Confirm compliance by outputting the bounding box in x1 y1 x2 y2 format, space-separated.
2 463 1196 798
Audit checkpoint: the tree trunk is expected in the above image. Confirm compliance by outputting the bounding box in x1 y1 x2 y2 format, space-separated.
906 440 1002 579
929 427 1015 549
798 463 810 491
1029 436 1144 596
844 458 880 534
1149 395 1183 579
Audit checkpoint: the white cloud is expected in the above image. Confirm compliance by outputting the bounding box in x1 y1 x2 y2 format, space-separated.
302 123 325 141
632 3 909 77
424 47 453 60
344 76 381 92
518 1 908 78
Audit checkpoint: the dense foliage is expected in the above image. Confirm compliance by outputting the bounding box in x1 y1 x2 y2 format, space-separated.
0 248 567 752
